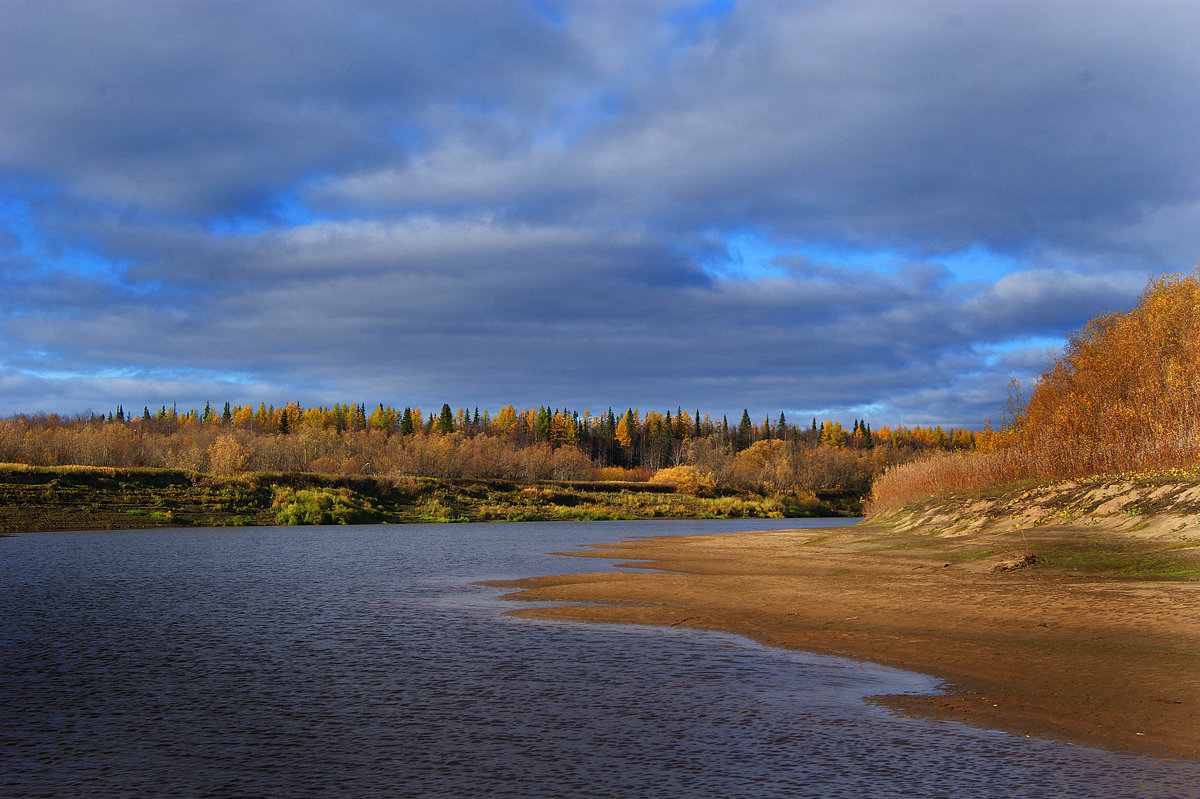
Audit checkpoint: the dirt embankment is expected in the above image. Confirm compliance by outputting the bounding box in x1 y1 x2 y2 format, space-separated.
876 474 1200 544
488 478 1200 761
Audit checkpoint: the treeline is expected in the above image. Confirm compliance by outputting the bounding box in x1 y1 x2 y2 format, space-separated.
0 403 974 500
46 401 975 468
869 269 1200 513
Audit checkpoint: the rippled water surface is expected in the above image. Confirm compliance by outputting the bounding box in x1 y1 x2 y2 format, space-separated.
3 519 1197 798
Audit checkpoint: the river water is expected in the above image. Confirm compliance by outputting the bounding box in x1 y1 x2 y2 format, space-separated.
2 519 1197 798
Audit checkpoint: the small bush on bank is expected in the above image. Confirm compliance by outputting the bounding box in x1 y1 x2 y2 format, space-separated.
272 486 393 525
648 465 716 496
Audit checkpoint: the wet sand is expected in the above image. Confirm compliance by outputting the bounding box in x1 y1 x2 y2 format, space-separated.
487 521 1200 761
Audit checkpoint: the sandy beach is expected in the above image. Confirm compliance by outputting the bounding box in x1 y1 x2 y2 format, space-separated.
487 513 1200 761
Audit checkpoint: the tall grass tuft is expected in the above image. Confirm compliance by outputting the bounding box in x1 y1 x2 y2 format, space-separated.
865 450 1035 514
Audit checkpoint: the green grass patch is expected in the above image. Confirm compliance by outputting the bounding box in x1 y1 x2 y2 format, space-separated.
943 547 1008 563
413 497 469 523
272 486 396 525
1037 546 1200 580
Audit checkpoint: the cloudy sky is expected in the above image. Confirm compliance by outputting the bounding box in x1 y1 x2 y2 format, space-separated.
2 1 1197 428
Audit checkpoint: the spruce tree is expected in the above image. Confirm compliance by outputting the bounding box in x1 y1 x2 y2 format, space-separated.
535 406 552 441
737 409 753 450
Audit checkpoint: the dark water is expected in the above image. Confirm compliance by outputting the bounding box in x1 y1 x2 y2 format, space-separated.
2 520 1197 798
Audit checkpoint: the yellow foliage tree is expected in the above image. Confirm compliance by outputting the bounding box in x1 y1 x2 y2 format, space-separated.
614 415 632 449
820 420 847 448
492 404 519 437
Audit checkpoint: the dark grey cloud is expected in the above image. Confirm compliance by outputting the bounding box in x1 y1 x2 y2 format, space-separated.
0 1 578 216
321 1 1200 266
1 1 1197 427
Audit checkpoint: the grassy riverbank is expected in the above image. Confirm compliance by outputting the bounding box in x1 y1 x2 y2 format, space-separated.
0 463 859 533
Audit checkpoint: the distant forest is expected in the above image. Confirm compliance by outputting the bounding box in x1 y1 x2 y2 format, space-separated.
0 405 969 499
0 403 975 499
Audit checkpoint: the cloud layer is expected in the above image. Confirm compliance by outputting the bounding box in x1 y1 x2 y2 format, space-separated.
2 1 1198 427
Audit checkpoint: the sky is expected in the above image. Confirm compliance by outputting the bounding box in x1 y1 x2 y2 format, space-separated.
2 1 1198 429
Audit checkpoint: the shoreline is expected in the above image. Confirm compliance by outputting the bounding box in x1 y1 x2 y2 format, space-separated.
0 463 858 532
485 519 1200 762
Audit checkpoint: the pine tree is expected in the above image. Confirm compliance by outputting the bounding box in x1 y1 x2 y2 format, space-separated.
222 402 232 425
400 407 414 435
